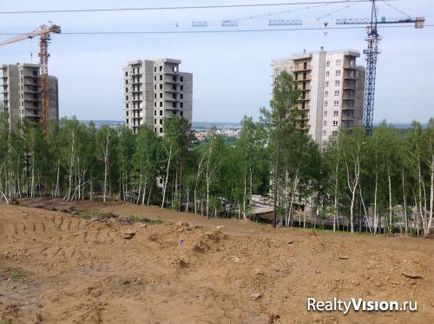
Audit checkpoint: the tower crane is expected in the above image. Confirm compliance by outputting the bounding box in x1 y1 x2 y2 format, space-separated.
191 0 425 133
0 23 61 134
330 0 424 134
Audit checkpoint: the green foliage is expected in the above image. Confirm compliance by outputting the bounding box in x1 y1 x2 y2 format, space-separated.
0 106 433 236
9 269 32 281
75 209 102 219
0 319 13 324
126 215 164 224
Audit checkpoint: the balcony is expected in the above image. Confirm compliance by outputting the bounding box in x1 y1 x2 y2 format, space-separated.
24 87 39 94
163 69 178 75
24 97 40 102
298 83 311 91
343 63 357 70
343 71 356 79
296 85 312 93
294 74 311 82
164 98 180 104
343 81 356 89
164 85 178 92
24 109 41 118
163 94 179 102
342 89 355 99
23 73 39 78
293 65 312 72
342 104 355 110
164 77 178 84
165 107 180 112
24 80 39 86
294 114 309 121
130 77 142 85
341 120 354 128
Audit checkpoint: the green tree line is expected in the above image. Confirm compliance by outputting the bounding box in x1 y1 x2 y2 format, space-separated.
0 71 433 236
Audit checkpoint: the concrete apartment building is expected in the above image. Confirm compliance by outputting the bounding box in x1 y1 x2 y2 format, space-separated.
123 58 192 135
1 63 59 131
272 48 365 146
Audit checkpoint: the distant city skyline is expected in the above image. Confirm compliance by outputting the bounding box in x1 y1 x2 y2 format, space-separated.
0 0 432 124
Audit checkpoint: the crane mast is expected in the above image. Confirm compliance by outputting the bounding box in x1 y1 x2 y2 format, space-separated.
363 0 380 134
39 31 51 135
0 24 61 135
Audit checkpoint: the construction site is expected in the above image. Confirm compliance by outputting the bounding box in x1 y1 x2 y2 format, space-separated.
0 199 433 323
0 0 433 323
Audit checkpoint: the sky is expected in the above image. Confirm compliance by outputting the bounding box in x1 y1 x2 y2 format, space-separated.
0 0 433 123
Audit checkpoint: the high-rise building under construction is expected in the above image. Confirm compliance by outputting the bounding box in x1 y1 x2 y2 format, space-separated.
123 58 193 135
1 63 59 131
272 48 365 146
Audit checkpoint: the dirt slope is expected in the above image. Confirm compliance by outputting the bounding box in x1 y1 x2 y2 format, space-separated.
0 201 433 323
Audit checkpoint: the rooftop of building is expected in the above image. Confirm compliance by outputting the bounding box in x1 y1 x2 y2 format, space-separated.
1 63 40 69
125 58 182 66
272 48 361 65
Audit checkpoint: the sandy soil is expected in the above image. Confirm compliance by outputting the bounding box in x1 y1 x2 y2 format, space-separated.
0 200 433 323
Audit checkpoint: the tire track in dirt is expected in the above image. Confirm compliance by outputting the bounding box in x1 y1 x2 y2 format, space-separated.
39 246 50 255
74 219 82 231
83 231 88 243
47 214 56 227
21 222 27 234
66 219 72 231
2 203 434 323
57 216 64 230
94 228 101 242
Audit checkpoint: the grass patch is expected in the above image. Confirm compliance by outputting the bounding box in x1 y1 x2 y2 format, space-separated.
67 208 164 225
0 319 13 324
75 209 102 219
126 215 164 225
9 269 31 281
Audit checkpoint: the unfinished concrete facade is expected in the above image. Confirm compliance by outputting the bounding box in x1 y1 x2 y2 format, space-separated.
272 48 365 147
1 63 59 131
123 58 193 135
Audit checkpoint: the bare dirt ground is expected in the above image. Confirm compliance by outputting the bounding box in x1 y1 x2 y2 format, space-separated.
0 199 433 323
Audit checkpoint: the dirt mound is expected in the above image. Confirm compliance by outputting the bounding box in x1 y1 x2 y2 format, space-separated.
0 202 433 323
190 229 227 253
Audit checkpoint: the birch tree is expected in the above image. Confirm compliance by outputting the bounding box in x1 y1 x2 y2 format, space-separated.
132 126 160 205
341 128 366 233
261 71 300 227
96 126 117 203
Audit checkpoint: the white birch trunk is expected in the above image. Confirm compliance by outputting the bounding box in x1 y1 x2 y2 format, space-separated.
103 133 110 203
387 165 393 232
161 147 172 208
425 155 434 236
67 131 75 201
402 169 408 234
